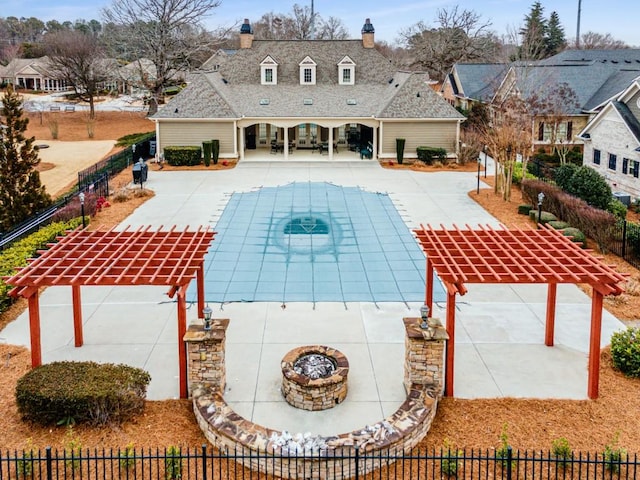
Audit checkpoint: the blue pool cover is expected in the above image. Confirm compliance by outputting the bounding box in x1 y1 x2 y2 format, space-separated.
188 182 445 305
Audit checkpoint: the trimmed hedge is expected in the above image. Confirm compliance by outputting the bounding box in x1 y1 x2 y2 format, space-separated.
560 227 586 247
611 327 640 377
0 219 82 314
518 204 532 215
16 361 151 426
529 210 558 224
521 179 616 251
416 146 447 165
164 146 202 166
548 220 570 230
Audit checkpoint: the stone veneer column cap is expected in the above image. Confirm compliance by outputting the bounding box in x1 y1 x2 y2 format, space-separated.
403 317 449 341
184 319 230 342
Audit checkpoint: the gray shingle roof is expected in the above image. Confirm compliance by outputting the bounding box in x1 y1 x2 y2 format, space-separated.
612 101 640 145
542 49 640 65
453 63 508 101
154 40 461 121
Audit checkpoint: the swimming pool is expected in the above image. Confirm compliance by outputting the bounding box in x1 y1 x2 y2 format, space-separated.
189 182 445 305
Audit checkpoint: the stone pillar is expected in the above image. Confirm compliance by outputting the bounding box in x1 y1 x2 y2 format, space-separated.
403 317 448 396
183 319 229 397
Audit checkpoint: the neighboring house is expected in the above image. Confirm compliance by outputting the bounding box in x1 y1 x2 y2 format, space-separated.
0 56 67 91
151 18 464 161
578 76 640 201
440 63 508 112
492 50 640 154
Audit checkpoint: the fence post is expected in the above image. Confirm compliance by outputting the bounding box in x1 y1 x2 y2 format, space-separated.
622 220 628 259
506 446 513 480
354 446 360 480
45 447 53 480
201 444 207 480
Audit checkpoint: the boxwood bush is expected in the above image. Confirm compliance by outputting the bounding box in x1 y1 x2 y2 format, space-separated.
416 146 447 165
529 210 558 224
16 361 151 426
164 146 202 166
560 227 586 247
611 327 640 377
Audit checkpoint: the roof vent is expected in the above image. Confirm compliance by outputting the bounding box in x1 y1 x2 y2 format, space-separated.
346 99 357 105
259 99 269 105
303 98 313 105
222 78 228 84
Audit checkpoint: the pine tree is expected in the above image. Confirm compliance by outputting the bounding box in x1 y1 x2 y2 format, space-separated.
545 12 566 57
0 85 51 231
519 1 548 60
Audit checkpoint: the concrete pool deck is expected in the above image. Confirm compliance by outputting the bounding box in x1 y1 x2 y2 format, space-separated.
0 159 626 437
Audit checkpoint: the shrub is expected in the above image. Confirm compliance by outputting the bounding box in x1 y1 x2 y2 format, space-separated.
529 210 558 224
496 423 514 468
416 146 447 165
212 139 220 165
566 166 612 210
608 199 628 220
396 138 406 165
611 327 640 377
165 446 182 480
552 437 572 469
548 220 570 229
164 146 202 166
115 132 155 148
512 162 535 185
15 361 151 426
560 227 586 247
52 192 99 223
202 141 212 167
441 439 462 477
554 163 579 190
517 204 532 215
603 432 626 473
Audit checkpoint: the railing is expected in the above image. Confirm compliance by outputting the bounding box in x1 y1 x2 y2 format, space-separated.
606 220 640 270
0 197 71 250
1 446 638 480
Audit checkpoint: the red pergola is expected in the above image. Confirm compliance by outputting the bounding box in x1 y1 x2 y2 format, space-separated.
414 224 626 399
5 225 215 399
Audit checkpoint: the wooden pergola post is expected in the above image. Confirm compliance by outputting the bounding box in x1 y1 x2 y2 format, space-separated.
445 289 456 397
588 289 604 399
27 292 42 367
177 286 188 399
197 263 205 319
72 285 84 347
545 283 557 346
425 257 434 314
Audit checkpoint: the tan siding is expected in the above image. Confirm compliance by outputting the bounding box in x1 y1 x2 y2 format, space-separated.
381 122 456 157
158 122 235 156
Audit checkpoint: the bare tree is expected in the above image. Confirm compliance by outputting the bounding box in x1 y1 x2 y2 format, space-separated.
316 16 349 40
44 30 111 119
101 0 221 114
482 96 533 201
399 7 499 81
573 31 629 49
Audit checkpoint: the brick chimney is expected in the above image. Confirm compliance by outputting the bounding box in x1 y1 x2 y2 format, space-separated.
361 18 375 48
239 19 254 49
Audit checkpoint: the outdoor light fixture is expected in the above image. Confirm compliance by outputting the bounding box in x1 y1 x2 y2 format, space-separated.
79 192 86 228
483 145 488 178
537 192 545 229
477 156 482 194
202 305 213 331
419 304 430 330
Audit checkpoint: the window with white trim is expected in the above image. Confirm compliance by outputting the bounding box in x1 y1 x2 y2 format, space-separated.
593 149 601 165
299 56 316 85
337 56 355 85
260 55 278 85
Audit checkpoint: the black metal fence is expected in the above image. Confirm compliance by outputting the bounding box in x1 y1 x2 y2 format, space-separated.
1 136 155 251
1 446 638 480
606 220 640 270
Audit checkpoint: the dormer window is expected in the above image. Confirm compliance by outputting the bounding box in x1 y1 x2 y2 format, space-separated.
338 56 355 85
299 56 317 85
260 55 278 85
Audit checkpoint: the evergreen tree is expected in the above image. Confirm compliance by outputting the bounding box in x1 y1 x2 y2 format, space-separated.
546 12 566 56
519 1 547 60
0 85 51 232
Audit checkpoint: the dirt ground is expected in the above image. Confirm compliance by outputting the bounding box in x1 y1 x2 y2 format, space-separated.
0 114 638 453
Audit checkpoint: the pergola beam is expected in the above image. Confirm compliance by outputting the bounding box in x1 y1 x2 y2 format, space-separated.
415 224 625 400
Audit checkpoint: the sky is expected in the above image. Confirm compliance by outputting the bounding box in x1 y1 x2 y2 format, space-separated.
3 0 639 47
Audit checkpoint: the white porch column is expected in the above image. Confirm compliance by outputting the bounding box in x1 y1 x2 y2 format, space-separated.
238 123 244 162
328 128 334 161
283 127 289 160
372 124 378 160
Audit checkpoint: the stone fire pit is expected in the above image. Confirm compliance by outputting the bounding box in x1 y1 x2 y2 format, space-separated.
281 345 349 411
